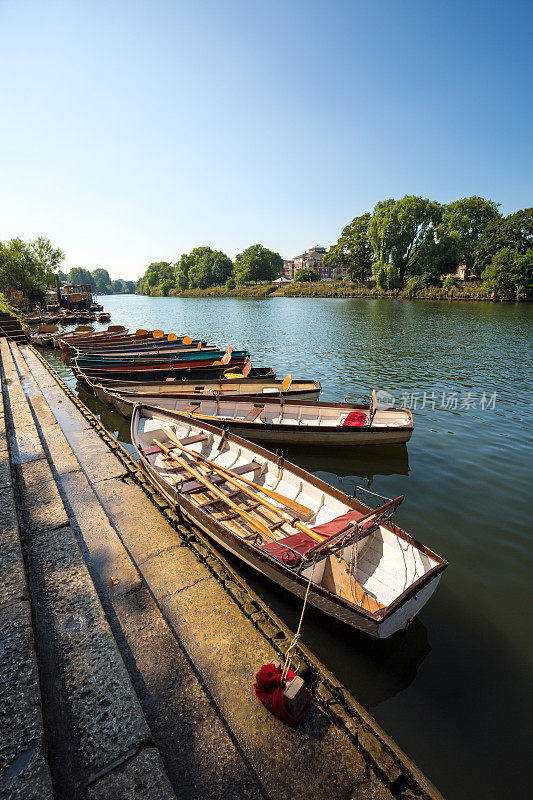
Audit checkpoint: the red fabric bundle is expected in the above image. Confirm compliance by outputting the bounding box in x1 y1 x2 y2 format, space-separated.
254 663 309 725
342 411 368 427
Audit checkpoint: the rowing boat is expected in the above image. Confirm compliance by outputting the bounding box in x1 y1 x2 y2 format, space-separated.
115 392 412 444
92 377 322 407
73 364 276 391
65 338 207 356
131 404 446 637
54 328 131 349
72 348 249 368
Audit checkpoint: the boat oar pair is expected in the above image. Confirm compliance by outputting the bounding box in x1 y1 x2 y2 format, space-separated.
154 436 382 611
163 431 326 545
164 429 314 519
154 440 276 541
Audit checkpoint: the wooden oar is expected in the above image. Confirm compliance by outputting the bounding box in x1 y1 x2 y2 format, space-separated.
160 436 381 610
165 429 313 518
154 440 275 541
174 407 258 424
282 374 292 392
164 431 321 538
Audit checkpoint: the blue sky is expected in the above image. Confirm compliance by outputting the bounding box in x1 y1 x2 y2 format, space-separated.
1 0 531 279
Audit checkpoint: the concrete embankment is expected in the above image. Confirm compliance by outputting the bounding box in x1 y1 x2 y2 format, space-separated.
0 335 445 800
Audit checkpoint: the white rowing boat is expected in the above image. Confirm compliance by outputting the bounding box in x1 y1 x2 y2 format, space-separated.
131 404 446 637
120 390 412 445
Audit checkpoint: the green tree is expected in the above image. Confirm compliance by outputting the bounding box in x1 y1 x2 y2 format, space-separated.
294 268 320 282
234 244 283 284
417 230 462 282
324 213 373 283
0 237 59 304
137 262 176 295
31 236 65 274
474 208 533 273
211 251 233 285
175 252 195 290
91 268 112 293
368 196 442 286
124 280 137 294
68 267 94 288
440 196 501 276
185 247 233 289
482 248 533 299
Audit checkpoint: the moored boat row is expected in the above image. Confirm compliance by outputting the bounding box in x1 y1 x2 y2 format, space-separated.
32 316 445 636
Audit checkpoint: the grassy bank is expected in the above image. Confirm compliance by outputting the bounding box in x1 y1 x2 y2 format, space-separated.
166 281 528 301
176 285 275 298
283 280 498 300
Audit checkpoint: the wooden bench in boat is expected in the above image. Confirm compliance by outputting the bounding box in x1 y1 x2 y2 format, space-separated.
244 404 265 422
261 509 371 565
173 461 263 494
142 433 208 455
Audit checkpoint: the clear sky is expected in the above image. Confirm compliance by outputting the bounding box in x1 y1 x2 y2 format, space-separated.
1 0 531 279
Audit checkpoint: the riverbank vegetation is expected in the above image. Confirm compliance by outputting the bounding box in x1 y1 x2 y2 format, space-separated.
0 236 64 307
0 235 136 307
135 197 532 302
325 197 532 300
62 268 136 295
137 244 283 296
283 279 495 300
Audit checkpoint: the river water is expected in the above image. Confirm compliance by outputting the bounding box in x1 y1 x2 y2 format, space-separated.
42 295 532 800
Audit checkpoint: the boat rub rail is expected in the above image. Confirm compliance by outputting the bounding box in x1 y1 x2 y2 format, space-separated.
28 344 446 800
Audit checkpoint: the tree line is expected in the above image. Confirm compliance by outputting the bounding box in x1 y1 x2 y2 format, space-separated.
324 196 532 299
137 244 283 296
0 235 136 307
62 267 136 295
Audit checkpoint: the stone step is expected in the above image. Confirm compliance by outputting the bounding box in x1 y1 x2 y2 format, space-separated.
1 340 177 800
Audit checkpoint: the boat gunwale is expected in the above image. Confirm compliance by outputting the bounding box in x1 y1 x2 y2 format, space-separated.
116 392 414 432
92 376 321 391
132 403 447 626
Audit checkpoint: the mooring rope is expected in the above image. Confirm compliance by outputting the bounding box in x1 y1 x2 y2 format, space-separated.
280 560 316 686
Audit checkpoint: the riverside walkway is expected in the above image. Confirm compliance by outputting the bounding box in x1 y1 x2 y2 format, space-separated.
0 336 444 800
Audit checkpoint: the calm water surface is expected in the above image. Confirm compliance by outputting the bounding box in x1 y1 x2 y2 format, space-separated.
42 295 532 800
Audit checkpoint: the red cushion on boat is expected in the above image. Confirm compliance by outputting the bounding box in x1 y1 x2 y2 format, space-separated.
310 508 366 538
342 412 367 427
262 532 316 562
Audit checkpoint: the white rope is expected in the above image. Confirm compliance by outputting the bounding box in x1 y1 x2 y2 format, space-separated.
280 560 316 685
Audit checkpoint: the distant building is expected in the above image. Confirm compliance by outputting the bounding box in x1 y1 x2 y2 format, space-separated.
441 264 475 281
292 246 347 280
283 259 295 280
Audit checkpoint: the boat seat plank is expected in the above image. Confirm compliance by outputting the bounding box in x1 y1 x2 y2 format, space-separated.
244 405 265 421
143 440 176 456
311 508 376 538
180 433 209 446
181 401 202 413
178 460 262 494
143 432 208 455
